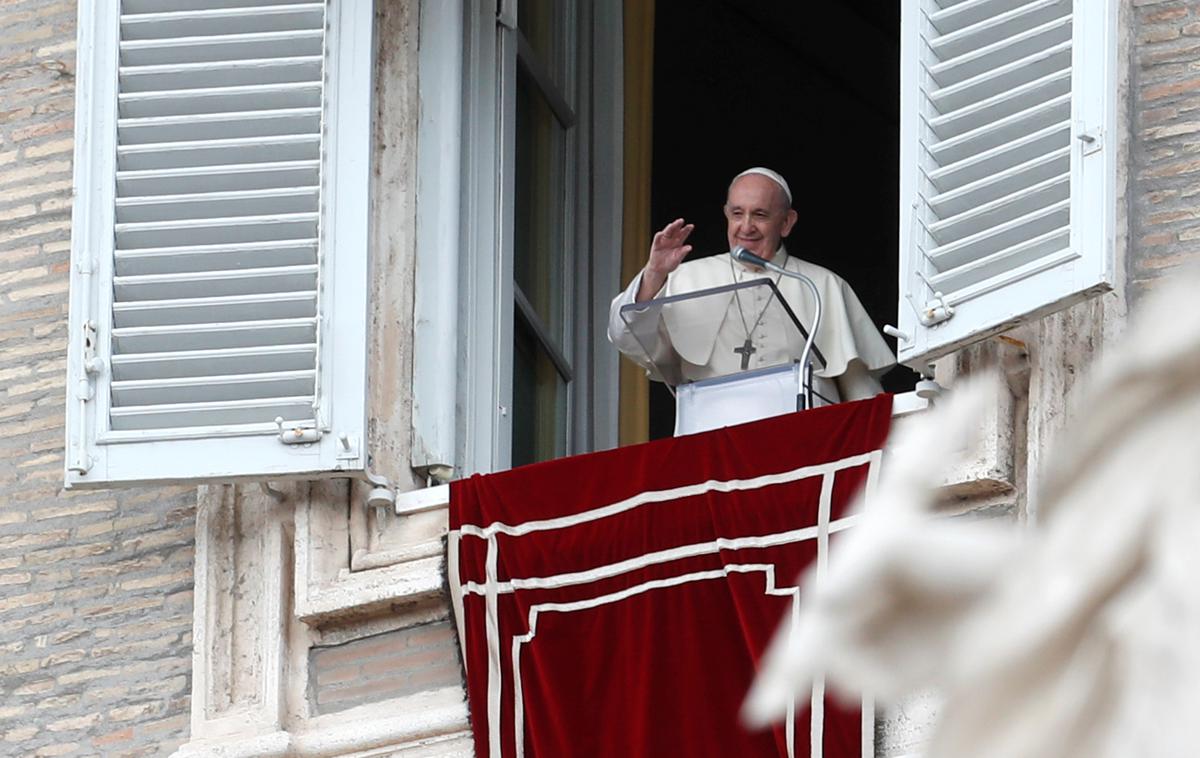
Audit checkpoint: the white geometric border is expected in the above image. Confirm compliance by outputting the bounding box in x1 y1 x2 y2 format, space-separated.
448 448 884 758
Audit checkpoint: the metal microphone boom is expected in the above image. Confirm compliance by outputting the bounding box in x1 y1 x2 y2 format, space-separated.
731 247 823 410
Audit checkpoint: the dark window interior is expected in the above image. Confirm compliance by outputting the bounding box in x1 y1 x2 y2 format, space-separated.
649 0 916 438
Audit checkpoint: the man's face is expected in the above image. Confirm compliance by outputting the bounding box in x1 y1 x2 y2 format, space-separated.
724 175 798 259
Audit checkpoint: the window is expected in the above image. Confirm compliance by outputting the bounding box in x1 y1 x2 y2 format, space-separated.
66 0 373 487
896 0 1117 368
511 0 578 467
417 0 622 477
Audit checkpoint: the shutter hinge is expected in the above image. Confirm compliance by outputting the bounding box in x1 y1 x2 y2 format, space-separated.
919 292 955 327
68 320 103 476
275 416 321 444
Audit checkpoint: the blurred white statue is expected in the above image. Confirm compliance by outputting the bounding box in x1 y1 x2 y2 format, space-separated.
745 271 1200 758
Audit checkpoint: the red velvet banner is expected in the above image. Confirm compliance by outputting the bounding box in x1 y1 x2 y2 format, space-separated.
449 395 893 758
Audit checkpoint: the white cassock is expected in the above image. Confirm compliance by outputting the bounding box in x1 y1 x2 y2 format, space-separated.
608 246 895 404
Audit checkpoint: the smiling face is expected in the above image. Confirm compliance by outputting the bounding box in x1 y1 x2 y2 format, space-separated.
723 174 798 260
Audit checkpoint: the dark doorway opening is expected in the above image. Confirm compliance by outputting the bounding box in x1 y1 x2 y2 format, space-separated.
648 0 915 439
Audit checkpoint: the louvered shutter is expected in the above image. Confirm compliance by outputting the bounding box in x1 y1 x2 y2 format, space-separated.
896 0 1116 368
66 0 372 487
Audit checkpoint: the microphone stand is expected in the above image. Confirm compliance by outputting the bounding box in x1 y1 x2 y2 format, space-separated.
732 247 822 410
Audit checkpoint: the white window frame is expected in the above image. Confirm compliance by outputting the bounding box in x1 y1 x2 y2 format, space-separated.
896 0 1118 370
414 0 622 477
65 0 374 488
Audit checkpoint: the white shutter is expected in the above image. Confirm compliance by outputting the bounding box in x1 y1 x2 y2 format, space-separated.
897 0 1117 368
66 0 372 487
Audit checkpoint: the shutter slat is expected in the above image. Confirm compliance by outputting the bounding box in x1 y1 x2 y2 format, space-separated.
929 0 1040 35
119 5 325 41
112 344 318 381
927 93 1069 165
119 56 323 92
117 135 320 171
111 369 315 406
113 292 317 328
116 161 320 195
114 239 318 276
927 145 1068 219
112 318 318 354
118 109 321 143
927 173 1068 243
114 213 318 248
123 0 308 14
928 68 1070 139
109 397 314 432
928 15 1071 87
927 120 1069 192
120 31 324 66
927 0 1068 60
118 83 322 119
115 188 319 223
927 41 1070 113
927 199 1069 270
934 243 1076 307
113 264 319 300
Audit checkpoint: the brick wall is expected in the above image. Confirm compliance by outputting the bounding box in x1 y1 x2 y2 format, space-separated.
0 3 195 756
309 621 463 715
1131 0 1200 301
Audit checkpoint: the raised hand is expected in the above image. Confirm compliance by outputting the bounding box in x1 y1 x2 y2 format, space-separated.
637 218 694 302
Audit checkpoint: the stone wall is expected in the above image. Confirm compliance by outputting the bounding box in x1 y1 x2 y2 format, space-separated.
0 2 195 756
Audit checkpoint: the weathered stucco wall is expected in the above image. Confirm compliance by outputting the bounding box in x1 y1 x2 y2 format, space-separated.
0 2 195 755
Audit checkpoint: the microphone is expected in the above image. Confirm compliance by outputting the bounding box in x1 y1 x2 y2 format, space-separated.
731 246 771 269
729 245 824 411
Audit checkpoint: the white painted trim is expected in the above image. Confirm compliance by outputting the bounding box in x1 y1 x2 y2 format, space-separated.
412 0 465 471
320 0 373 477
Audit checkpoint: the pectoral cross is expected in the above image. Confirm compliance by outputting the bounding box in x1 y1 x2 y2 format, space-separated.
733 339 756 370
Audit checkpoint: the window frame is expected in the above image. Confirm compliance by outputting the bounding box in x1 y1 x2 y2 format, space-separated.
435 0 621 477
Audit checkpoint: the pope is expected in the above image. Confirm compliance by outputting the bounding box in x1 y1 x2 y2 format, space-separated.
608 166 895 404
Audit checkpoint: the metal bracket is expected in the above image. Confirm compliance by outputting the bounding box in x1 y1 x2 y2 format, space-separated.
275 416 321 444
1076 125 1103 157
335 432 360 461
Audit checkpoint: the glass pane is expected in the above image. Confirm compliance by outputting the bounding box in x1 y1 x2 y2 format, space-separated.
518 0 559 78
512 311 568 467
514 65 566 344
